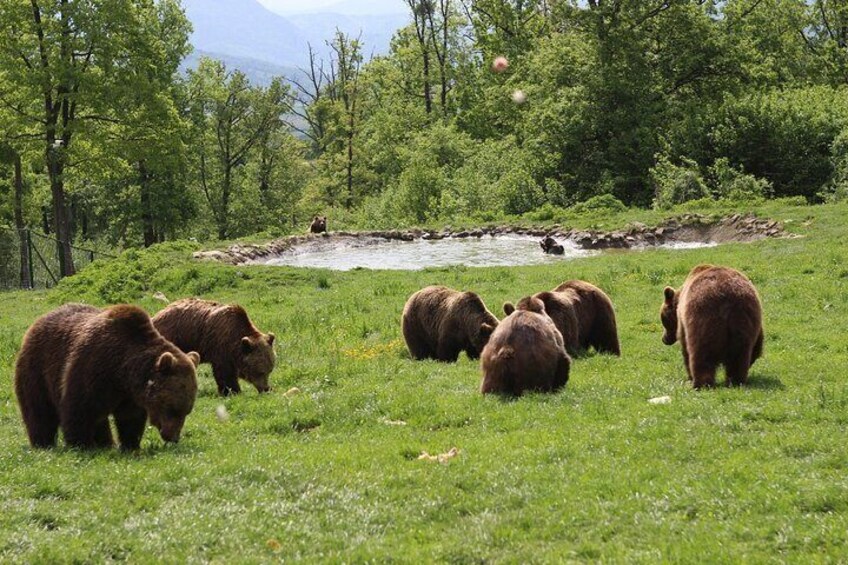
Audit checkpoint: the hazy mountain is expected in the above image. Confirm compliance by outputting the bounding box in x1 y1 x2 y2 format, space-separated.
287 12 408 57
258 0 407 15
182 50 304 87
183 0 409 75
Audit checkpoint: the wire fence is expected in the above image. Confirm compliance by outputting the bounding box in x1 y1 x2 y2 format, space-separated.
0 227 116 291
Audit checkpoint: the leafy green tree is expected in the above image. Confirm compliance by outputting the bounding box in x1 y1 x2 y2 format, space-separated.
0 0 192 275
187 58 292 239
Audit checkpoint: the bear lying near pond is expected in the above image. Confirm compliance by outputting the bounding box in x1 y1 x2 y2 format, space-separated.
540 236 564 255
402 286 498 362
528 280 620 356
15 304 199 449
310 216 327 234
661 265 764 388
481 296 571 395
153 298 276 396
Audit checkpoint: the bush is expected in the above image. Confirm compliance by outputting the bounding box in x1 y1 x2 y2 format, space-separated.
570 194 627 215
821 129 848 202
709 158 771 203
712 86 848 199
650 155 710 209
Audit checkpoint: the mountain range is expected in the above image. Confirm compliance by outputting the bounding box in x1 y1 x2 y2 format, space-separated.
181 0 409 84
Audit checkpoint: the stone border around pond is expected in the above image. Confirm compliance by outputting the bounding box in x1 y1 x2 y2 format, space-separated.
193 213 790 265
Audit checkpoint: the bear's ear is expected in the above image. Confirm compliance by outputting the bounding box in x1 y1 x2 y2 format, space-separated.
503 303 515 316
664 287 675 303
480 323 495 337
186 351 201 367
241 336 254 354
156 352 175 373
267 333 276 346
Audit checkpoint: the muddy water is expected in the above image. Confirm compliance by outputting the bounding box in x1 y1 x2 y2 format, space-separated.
256 235 718 271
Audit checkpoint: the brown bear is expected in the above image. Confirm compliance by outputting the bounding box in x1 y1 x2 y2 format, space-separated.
14 303 200 450
661 265 764 388
402 286 498 362
540 236 564 255
152 298 276 396
309 216 327 234
525 280 620 356
481 296 571 395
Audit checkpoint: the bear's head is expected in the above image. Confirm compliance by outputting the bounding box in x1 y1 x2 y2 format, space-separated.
463 292 498 357
504 296 546 316
238 333 276 393
660 287 679 345
146 350 199 443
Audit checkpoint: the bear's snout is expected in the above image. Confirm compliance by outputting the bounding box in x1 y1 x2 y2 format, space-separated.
157 419 184 443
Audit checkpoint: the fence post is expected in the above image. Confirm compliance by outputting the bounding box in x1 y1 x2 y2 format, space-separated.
26 229 34 290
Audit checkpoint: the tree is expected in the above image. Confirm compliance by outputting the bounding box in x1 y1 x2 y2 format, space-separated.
187 58 292 239
0 0 192 276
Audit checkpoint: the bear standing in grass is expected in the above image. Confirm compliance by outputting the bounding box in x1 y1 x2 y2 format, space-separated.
15 304 199 449
531 280 620 356
481 297 571 395
661 265 764 388
153 298 276 396
402 286 498 362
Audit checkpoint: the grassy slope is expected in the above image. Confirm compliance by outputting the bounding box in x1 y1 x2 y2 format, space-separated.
0 202 846 562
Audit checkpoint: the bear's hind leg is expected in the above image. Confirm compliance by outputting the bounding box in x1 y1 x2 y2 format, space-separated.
689 355 717 389
725 347 753 387
92 419 114 448
16 376 59 448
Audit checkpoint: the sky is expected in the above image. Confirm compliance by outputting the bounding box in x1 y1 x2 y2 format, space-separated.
257 0 407 16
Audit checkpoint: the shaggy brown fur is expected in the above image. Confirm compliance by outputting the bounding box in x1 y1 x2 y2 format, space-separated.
661 265 764 388
152 298 276 396
512 280 620 356
309 216 327 233
14 304 199 450
481 297 571 395
402 286 498 362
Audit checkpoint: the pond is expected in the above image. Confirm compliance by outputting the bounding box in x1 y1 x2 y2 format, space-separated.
253 234 718 271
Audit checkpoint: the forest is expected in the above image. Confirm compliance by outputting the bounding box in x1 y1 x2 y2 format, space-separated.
2 0 848 280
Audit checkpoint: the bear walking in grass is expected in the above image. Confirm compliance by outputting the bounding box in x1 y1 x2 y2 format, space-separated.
661 265 764 388
530 280 620 356
153 298 276 396
15 304 199 450
309 216 327 234
402 286 499 362
480 297 571 395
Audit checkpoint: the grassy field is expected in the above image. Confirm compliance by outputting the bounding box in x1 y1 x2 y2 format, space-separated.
1 201 847 562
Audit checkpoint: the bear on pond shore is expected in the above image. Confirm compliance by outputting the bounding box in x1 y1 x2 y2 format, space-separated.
402 286 498 362
529 280 620 356
309 216 327 234
15 304 199 449
152 298 276 396
661 265 764 388
481 297 571 395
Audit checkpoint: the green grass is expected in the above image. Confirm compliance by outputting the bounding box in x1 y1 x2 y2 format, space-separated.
1 201 847 562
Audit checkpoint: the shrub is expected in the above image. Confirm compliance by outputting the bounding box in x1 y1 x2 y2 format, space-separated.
650 155 710 209
709 158 771 203
570 194 628 215
820 129 848 202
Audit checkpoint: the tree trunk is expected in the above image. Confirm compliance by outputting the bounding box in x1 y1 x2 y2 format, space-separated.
47 146 75 277
13 153 32 289
218 165 231 240
139 160 155 247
